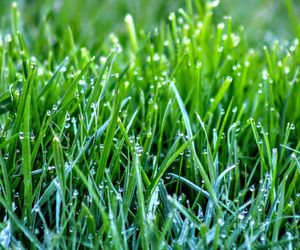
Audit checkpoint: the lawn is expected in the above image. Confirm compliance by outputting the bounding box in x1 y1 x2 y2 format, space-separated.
0 0 299 249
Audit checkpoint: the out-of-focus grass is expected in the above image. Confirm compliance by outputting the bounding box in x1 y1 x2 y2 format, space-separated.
1 0 184 50
1 0 299 49
218 0 300 43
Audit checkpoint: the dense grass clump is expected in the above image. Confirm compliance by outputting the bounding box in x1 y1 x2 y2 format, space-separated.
0 0 299 249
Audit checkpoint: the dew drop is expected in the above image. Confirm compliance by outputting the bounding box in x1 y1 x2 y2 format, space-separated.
4 153 9 160
72 189 79 198
99 182 104 189
12 202 17 211
218 218 224 225
52 104 58 112
238 213 245 220
30 132 35 140
135 143 143 157
226 76 233 83
19 132 24 140
165 174 171 180
290 123 295 130
66 112 71 121
90 168 96 176
33 205 40 213
260 235 266 243
90 103 96 109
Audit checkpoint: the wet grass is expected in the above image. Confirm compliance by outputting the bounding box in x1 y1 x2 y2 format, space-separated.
0 0 299 249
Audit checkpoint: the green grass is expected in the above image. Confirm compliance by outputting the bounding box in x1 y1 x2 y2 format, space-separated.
0 0 300 249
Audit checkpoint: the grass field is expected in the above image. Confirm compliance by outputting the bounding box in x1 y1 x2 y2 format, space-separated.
0 0 299 249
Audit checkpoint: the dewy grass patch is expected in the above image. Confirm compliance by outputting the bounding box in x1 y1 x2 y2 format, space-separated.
0 0 299 249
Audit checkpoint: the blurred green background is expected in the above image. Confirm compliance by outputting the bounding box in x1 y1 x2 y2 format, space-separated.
0 0 299 49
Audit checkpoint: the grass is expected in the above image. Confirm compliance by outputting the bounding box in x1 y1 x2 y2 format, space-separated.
0 0 299 249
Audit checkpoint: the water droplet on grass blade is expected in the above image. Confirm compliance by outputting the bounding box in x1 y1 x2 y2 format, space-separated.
288 199 294 207
260 235 266 243
207 0 220 8
72 189 79 198
66 112 70 121
290 123 295 130
225 76 233 83
90 103 96 110
90 168 95 176
238 213 245 220
52 104 58 112
153 53 160 62
30 132 35 140
0 222 11 248
218 218 224 225
33 205 40 213
47 166 55 172
165 174 171 180
19 132 24 140
4 153 9 160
